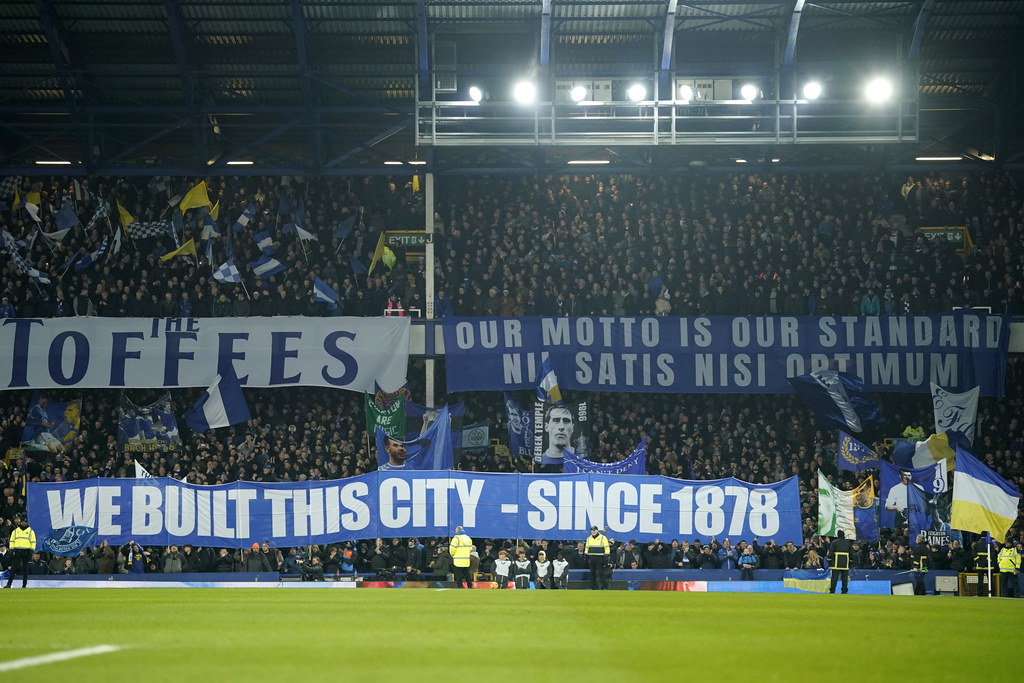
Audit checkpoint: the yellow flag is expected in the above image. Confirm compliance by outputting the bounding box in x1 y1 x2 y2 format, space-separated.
209 200 220 221
117 201 135 226
179 182 211 214
368 231 387 275
27 191 41 206
412 174 420 193
13 186 19 209
159 238 197 262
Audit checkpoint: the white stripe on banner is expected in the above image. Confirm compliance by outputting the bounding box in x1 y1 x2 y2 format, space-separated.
0 645 122 673
0 317 410 392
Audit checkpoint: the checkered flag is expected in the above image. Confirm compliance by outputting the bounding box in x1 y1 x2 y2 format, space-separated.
0 175 22 199
212 258 242 284
1 229 50 285
85 201 110 231
127 220 173 240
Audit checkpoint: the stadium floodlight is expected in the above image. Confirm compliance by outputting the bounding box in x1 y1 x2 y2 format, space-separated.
468 86 483 103
740 84 758 101
513 81 536 104
802 82 822 100
627 84 647 102
570 85 588 102
678 84 694 103
865 78 893 103
36 160 71 165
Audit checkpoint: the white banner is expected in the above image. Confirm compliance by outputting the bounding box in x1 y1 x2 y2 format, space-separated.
0 316 410 392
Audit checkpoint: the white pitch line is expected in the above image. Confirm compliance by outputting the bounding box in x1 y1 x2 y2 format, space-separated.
0 645 122 673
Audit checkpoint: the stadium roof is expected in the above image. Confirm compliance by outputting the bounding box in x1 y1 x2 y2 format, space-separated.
1 0 1022 174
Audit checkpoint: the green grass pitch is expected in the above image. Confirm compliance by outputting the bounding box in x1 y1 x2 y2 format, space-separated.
1 589 1020 681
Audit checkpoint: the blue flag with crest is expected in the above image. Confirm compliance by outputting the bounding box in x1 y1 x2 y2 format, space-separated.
838 430 878 471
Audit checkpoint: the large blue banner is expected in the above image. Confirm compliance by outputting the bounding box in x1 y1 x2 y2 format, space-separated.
441 313 1009 395
27 473 802 548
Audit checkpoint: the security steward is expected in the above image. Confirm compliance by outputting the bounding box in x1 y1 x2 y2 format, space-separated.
827 529 852 594
997 539 1021 599
448 526 473 588
973 534 995 597
5 514 36 589
911 535 931 595
584 525 610 590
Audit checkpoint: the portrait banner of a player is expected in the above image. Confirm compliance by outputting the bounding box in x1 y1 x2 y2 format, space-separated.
879 459 950 546
21 391 81 455
532 401 589 465
118 392 181 453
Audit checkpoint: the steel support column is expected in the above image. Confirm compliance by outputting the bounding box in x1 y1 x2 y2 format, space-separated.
783 0 805 66
163 0 206 165
909 0 935 59
289 0 322 168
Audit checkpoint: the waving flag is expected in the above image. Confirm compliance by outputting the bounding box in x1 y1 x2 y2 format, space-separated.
312 276 338 304
892 432 956 471
42 226 73 244
1 230 51 285
564 437 646 475
931 383 979 445
253 230 274 256
789 370 882 433
75 236 107 271
333 215 356 240
536 356 563 404
233 203 255 232
349 253 367 276
376 404 453 471
55 202 79 230
879 459 949 545
952 447 1020 542
213 259 242 283
819 473 877 541
159 238 197 262
250 255 285 280
201 213 221 240
277 194 295 216
116 201 135 227
838 430 878 471
368 231 387 275
185 366 251 432
179 181 211 213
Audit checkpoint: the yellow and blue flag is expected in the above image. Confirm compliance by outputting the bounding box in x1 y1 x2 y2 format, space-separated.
536 357 562 404
952 447 1020 542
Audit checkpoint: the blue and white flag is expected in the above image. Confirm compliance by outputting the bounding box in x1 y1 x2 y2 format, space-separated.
931 383 979 445
333 215 356 240
253 230 274 256
42 226 72 244
201 213 220 240
504 393 533 460
377 405 454 471
185 366 251 432
880 459 950 545
838 430 878 471
213 258 242 284
58 251 79 273
789 370 882 433
2 230 51 285
41 525 97 557
564 437 646 475
117 392 181 453
75 236 107 271
312 276 338 304
56 202 79 230
250 255 285 281
536 356 562 404
233 202 255 232
135 461 154 478
462 421 490 454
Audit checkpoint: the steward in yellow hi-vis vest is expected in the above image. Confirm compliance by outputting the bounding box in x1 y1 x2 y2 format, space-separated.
997 540 1020 599
585 526 610 590
448 526 473 589
5 514 36 589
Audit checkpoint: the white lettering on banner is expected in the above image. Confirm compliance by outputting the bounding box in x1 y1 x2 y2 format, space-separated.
265 489 291 537
47 488 98 528
166 487 195 535
132 486 163 535
340 482 370 530
97 486 121 535
527 480 557 530
452 478 483 527
0 317 409 392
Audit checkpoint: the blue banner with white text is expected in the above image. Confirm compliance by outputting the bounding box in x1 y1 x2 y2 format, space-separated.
441 313 1008 395
27 473 802 548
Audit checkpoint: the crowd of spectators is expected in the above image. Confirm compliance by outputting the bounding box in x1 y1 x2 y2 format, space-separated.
1 169 1023 579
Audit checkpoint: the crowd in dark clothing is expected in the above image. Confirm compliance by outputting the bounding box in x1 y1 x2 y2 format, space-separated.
1 170 1023 577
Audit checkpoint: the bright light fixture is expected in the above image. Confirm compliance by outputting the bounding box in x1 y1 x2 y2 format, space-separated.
384 161 404 166
567 160 610 165
513 81 536 104
226 160 253 165
468 86 483 102
915 156 962 162
865 78 893 102
735 159 747 163
570 85 588 102
35 160 71 165
678 85 694 103
627 84 646 102
740 84 758 101
408 160 426 165
771 158 781 163
802 82 822 100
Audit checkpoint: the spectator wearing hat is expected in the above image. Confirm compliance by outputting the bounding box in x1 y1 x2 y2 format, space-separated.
0 296 15 319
